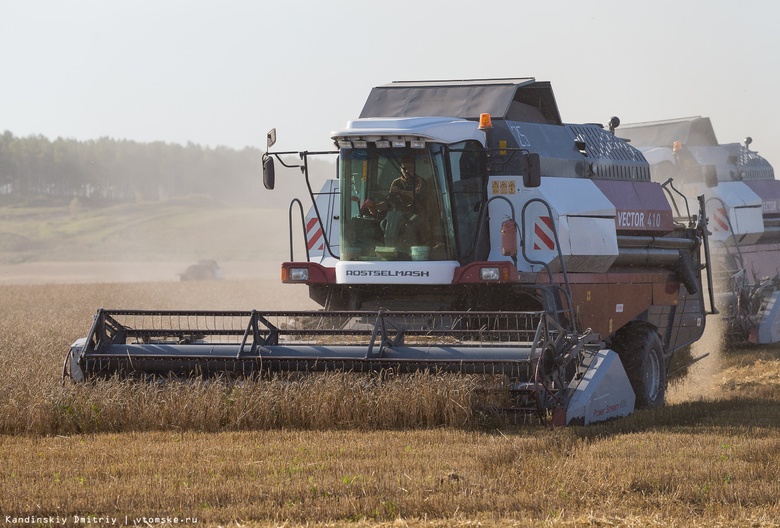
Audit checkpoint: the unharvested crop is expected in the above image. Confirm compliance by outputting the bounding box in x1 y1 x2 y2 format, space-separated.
0 281 515 435
2 279 780 526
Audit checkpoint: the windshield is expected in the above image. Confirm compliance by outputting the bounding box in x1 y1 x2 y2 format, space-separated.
339 145 455 262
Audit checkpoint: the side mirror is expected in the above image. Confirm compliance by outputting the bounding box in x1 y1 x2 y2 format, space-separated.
263 128 277 190
267 128 277 150
703 165 718 188
263 155 275 190
521 152 541 188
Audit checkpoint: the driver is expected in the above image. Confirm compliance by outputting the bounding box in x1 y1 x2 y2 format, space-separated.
360 156 434 250
361 157 427 216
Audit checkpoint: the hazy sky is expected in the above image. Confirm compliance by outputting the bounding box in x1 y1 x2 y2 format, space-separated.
3 0 780 166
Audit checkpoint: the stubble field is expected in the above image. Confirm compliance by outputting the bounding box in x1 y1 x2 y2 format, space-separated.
2 276 780 527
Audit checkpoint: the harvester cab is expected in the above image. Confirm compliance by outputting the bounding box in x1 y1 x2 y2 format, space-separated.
619 116 780 345
66 78 716 427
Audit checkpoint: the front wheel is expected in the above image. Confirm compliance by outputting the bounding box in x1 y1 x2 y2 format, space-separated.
613 326 667 408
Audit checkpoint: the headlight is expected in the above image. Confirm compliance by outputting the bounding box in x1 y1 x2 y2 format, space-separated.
480 267 500 281
289 268 309 281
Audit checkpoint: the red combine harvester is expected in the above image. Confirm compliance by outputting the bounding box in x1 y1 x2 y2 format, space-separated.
66 79 716 426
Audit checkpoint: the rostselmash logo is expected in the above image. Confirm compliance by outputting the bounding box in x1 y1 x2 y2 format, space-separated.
346 270 430 277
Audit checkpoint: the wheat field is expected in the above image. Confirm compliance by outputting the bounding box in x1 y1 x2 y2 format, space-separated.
2 278 780 527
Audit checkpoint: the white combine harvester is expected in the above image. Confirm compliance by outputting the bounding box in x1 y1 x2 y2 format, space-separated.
66 79 717 426
619 116 780 345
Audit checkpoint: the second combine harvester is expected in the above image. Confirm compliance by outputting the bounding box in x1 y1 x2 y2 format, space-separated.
618 116 780 346
66 78 715 426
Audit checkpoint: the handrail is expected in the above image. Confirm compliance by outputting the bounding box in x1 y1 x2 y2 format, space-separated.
697 195 720 315
269 150 340 261
661 178 693 226
287 198 308 262
520 198 576 332
300 151 339 259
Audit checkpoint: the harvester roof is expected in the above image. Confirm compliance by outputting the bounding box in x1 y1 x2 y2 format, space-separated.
621 117 774 182
360 78 562 125
619 116 719 148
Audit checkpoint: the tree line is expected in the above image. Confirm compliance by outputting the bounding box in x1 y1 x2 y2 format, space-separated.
0 131 284 206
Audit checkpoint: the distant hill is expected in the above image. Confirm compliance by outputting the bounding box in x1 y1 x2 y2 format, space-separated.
0 195 309 265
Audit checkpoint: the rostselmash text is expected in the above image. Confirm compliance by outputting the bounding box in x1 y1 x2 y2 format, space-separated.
346 270 430 277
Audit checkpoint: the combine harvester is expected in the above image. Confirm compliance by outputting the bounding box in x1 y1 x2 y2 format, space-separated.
618 117 780 345
65 78 716 426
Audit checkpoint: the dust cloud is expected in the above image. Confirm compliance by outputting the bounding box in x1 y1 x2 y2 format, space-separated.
667 314 726 403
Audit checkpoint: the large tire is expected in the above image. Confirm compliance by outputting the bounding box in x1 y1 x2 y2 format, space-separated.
614 326 667 409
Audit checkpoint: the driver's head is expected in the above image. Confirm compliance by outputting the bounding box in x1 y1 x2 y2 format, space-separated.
400 157 416 179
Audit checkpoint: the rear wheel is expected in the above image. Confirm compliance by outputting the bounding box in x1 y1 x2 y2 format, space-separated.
613 325 666 408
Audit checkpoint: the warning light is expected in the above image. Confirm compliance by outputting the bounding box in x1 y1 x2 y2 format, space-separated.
478 113 493 130
673 141 682 153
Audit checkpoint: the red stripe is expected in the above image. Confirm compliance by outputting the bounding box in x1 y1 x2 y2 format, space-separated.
541 216 553 230
306 216 323 251
713 208 728 232
535 222 555 250
307 227 323 250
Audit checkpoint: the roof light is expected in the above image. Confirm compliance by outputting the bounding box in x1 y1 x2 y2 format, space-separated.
352 140 367 149
478 113 493 130
391 138 406 148
337 139 352 149
375 140 390 148
410 139 425 149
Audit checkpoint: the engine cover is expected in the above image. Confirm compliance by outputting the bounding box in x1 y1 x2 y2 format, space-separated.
488 177 619 273
702 181 765 246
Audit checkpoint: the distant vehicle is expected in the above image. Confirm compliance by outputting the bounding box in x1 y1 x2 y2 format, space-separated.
180 260 223 281
619 117 780 345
